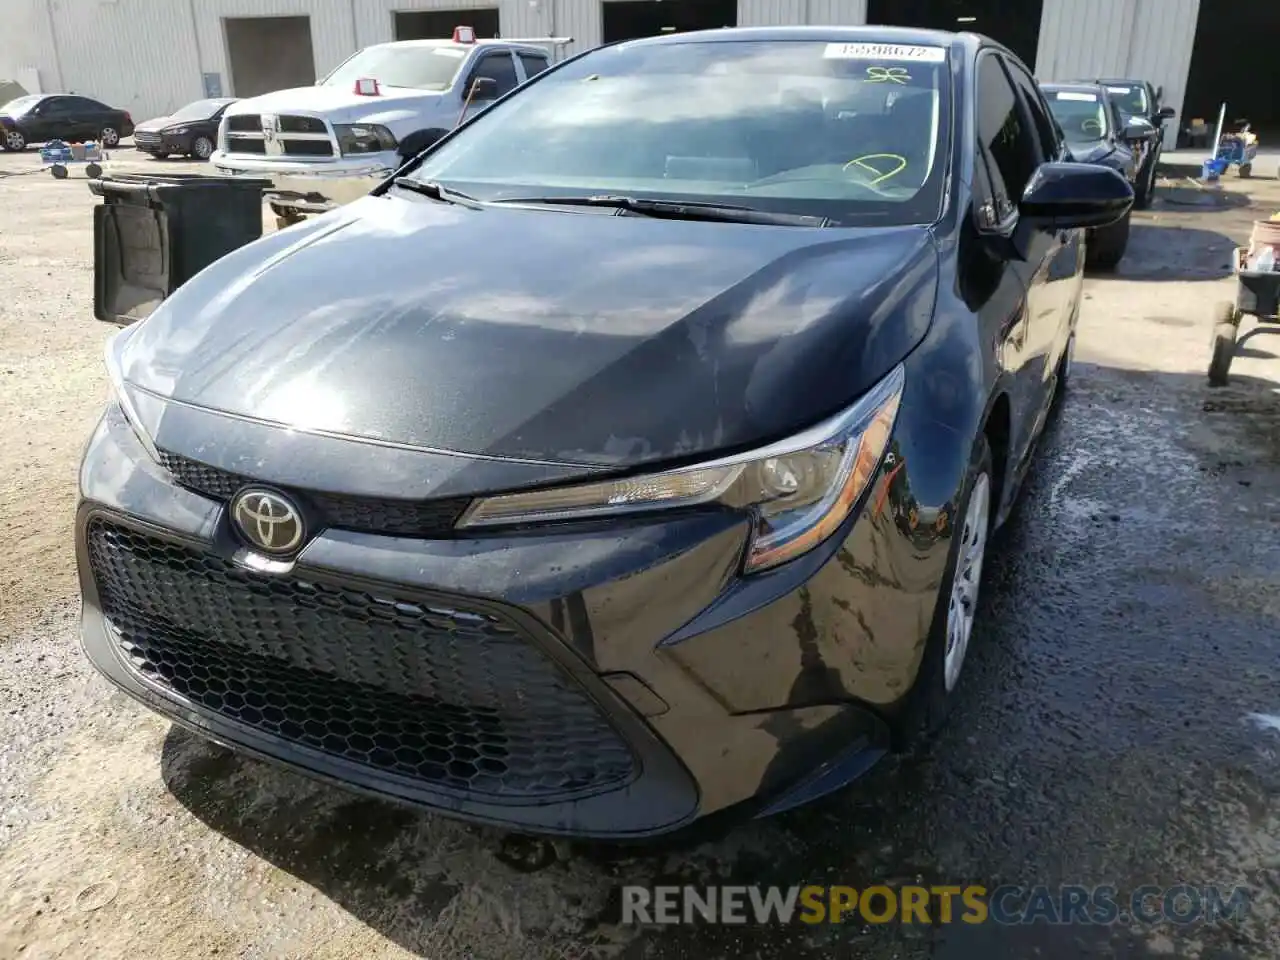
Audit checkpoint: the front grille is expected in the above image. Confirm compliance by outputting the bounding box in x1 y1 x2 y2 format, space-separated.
279 115 326 134
134 132 161 146
226 114 262 132
281 138 334 157
156 451 470 537
226 136 266 154
88 520 636 798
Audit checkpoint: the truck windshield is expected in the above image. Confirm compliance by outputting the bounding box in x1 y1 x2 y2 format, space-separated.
322 45 468 91
409 38 951 227
1045 90 1110 143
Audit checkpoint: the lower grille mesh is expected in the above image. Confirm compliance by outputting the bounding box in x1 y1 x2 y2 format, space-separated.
88 520 636 798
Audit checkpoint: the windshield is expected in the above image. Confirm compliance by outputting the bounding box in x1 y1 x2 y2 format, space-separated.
322 44 467 91
1045 89 1110 143
409 39 951 226
1103 83 1148 117
0 95 41 116
168 98 231 122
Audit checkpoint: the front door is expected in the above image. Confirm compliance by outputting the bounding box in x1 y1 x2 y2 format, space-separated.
460 52 520 125
973 52 1064 475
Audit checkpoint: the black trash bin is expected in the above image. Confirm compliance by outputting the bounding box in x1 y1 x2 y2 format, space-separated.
89 173 272 325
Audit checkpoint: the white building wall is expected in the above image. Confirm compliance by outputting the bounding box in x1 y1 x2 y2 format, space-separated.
4 0 1201 143
1034 0 1201 148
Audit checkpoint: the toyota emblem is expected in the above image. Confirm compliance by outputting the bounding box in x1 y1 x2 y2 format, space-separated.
231 488 306 556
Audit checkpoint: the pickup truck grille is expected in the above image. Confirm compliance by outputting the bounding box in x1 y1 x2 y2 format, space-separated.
222 113 336 158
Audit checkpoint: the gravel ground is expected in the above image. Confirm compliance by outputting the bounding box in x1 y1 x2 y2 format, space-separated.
2 145 1280 959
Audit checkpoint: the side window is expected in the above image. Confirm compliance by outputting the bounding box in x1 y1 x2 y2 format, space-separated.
518 53 549 80
1003 59 1059 160
41 97 71 115
68 96 106 112
469 53 519 99
975 54 1040 222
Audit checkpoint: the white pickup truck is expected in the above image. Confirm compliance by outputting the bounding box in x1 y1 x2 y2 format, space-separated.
211 26 570 222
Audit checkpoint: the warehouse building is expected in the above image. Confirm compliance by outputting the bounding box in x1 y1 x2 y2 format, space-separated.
0 0 1271 150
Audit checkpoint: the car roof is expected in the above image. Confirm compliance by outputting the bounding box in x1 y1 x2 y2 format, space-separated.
613 24 991 58
1041 82 1108 96
361 37 552 55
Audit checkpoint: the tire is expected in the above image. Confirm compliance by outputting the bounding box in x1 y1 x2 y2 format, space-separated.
396 128 450 166
85 163 102 178
1208 301 1240 387
1239 163 1252 179
100 126 120 147
1086 210 1130 271
895 432 994 745
191 136 214 160
1134 146 1159 209
50 164 68 179
2 128 26 151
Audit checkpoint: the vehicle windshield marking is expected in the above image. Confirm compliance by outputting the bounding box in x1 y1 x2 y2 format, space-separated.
1046 90 1109 143
408 39 951 227
321 45 468 91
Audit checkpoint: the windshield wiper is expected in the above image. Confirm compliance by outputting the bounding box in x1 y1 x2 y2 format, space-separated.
491 195 828 227
391 178 484 209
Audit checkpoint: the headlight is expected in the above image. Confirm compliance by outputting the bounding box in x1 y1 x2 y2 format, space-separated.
104 327 159 462
335 123 398 155
168 126 190 135
457 365 904 573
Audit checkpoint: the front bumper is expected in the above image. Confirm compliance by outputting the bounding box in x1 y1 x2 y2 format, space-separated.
210 149 397 213
76 402 948 838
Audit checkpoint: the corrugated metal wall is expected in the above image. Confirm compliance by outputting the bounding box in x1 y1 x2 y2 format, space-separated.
1035 0 1201 148
3 0 1201 142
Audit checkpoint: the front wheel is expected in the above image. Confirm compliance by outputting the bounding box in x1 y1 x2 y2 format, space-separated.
895 433 994 745
2 128 26 151
100 126 120 147
191 135 214 160
1086 210 1131 271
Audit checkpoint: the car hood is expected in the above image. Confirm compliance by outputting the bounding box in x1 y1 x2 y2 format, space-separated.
222 85 444 123
1067 140 1122 165
135 116 177 132
121 194 938 471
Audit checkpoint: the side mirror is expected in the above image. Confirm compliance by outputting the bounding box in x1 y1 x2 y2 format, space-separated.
1158 105 1175 120
1020 162 1133 231
468 76 498 102
1123 121 1152 141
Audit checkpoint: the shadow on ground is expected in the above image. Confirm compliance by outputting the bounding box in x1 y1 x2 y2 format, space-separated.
1087 222 1240 282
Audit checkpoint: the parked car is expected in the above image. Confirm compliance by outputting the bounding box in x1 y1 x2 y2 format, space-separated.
78 26 1131 838
1041 81 1143 269
1074 77 1175 208
0 93 134 151
134 97 237 160
211 25 568 222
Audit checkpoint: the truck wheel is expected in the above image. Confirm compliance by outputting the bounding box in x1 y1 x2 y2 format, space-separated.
397 128 451 166
1086 210 1131 272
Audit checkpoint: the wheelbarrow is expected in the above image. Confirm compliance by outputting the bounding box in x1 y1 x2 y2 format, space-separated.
1208 241 1280 386
38 139 105 179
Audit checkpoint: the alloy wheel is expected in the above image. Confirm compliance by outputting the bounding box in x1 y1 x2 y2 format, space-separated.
4 130 24 150
194 136 213 159
944 471 990 692
101 127 119 147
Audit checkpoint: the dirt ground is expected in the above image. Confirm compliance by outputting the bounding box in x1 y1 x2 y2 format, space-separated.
2 146 1280 960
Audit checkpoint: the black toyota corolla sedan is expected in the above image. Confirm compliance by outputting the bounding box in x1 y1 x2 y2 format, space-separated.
1040 81 1141 269
77 27 1131 838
